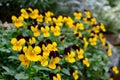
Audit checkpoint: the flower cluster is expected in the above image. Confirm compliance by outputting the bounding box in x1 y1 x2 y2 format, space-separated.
10 8 118 80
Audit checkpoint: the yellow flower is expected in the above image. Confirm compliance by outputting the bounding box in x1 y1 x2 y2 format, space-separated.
93 26 100 33
28 8 39 19
100 23 106 32
21 8 29 19
48 57 60 69
39 55 48 66
76 23 84 30
66 17 74 28
53 17 62 27
76 49 84 60
36 14 43 22
23 46 41 61
107 45 112 56
41 26 50 37
47 42 58 51
65 51 75 63
83 37 88 50
11 38 25 51
42 44 51 56
89 37 97 46
112 66 119 74
29 37 36 45
45 11 54 17
73 70 79 80
19 54 30 67
31 25 40 37
73 12 82 20
84 10 91 18
11 15 24 28
51 26 60 36
53 73 61 80
83 58 90 67
109 77 114 80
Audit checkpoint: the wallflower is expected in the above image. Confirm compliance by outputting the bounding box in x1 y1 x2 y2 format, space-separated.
31 25 40 37
41 26 50 37
73 70 79 80
53 73 61 80
23 46 41 61
51 26 61 36
11 38 25 51
48 57 60 69
21 8 29 19
112 66 119 74
11 15 24 28
65 51 75 63
83 58 90 67
19 54 30 67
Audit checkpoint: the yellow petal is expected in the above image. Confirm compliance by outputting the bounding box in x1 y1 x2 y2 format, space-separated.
12 16 17 21
11 38 17 44
34 46 41 54
19 38 26 45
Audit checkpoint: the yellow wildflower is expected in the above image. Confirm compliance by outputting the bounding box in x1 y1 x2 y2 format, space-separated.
42 44 51 56
73 70 79 80
21 8 29 19
76 49 84 59
41 26 50 37
11 38 25 51
83 58 90 67
12 15 24 28
36 14 44 22
65 51 75 63
29 37 36 45
23 46 41 61
39 55 48 66
51 26 61 36
53 73 61 80
112 66 119 74
31 25 40 37
73 12 82 20
28 8 39 19
48 57 60 69
19 54 30 67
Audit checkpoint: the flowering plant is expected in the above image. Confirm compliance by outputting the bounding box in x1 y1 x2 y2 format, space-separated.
9 8 119 80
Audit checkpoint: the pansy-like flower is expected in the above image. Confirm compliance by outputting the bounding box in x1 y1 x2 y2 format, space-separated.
83 58 90 67
53 73 61 80
48 42 58 51
48 57 60 69
52 17 62 27
21 8 29 19
11 38 25 51
83 37 88 50
41 26 50 37
28 8 39 19
29 37 36 45
89 36 97 46
11 15 24 28
76 22 84 30
100 23 106 32
31 25 40 37
73 70 79 80
23 46 41 61
51 26 61 36
65 51 75 63
76 49 84 60
39 55 48 66
42 44 51 56
107 44 112 56
36 14 44 22
84 10 91 18
112 66 119 74
73 11 82 20
19 54 30 66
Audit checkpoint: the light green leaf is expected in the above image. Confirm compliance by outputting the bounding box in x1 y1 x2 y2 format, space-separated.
15 72 28 80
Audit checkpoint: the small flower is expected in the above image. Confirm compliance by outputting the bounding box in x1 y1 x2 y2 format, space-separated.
112 66 119 74
73 11 82 20
28 8 39 19
23 46 41 61
19 54 30 66
31 25 40 37
36 14 44 22
48 57 60 69
11 38 25 51
76 49 84 60
73 70 79 80
39 55 48 66
21 8 29 19
41 26 50 37
65 51 75 63
29 37 36 45
11 15 24 28
42 44 51 56
83 58 90 67
52 73 61 80
51 26 61 36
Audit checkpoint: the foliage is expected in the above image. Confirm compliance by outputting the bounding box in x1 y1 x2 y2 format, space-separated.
0 8 119 80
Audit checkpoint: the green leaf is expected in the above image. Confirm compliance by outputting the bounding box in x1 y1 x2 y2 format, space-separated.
61 68 70 76
15 72 28 80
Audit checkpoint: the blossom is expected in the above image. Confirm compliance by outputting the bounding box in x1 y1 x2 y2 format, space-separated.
39 55 48 66
28 8 39 19
31 25 40 37
23 46 41 61
11 38 25 51
83 58 90 67
21 8 29 19
73 70 79 80
112 66 119 74
53 73 61 80
29 37 36 45
51 26 61 36
76 49 84 60
19 54 30 66
42 44 51 56
73 12 82 20
48 57 60 69
41 26 50 37
36 14 44 22
65 51 75 63
11 15 24 28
